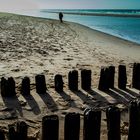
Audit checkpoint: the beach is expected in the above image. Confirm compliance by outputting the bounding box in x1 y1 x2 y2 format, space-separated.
0 12 140 139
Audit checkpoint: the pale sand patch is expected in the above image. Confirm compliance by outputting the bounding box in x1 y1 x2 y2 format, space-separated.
0 13 140 139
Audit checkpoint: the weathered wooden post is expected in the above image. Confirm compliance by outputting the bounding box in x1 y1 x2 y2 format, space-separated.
35 74 46 94
21 77 30 95
17 121 28 140
98 67 109 91
68 70 78 91
136 100 140 139
132 63 140 90
108 66 115 88
8 77 16 96
83 109 101 140
55 74 64 92
106 106 121 140
64 112 80 140
8 125 18 140
0 130 5 140
1 77 16 97
118 65 127 90
128 101 140 140
81 69 92 91
42 115 59 140
1 77 8 97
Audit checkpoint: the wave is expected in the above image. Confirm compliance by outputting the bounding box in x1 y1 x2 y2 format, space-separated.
41 9 140 17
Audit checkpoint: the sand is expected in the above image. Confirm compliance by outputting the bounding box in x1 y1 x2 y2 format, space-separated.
0 12 140 139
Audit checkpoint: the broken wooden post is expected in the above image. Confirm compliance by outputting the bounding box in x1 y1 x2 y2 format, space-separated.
83 109 101 140
0 130 5 140
64 112 80 140
8 125 18 140
118 65 127 90
81 69 92 91
17 121 28 140
98 67 109 91
21 77 30 95
108 66 115 88
132 63 140 90
136 100 140 137
42 115 59 140
55 74 64 92
1 77 8 97
8 77 16 96
35 74 46 94
128 101 140 140
68 70 78 91
106 106 121 140
1 77 16 97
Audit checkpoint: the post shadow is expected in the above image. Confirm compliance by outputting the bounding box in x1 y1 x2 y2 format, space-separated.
57 91 71 101
22 94 41 115
2 95 23 117
104 89 129 105
57 91 77 108
113 88 136 101
72 90 95 106
38 91 58 112
125 88 140 98
86 89 108 103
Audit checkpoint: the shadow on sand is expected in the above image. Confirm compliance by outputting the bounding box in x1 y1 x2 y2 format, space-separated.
57 91 77 108
22 94 41 115
37 91 58 112
2 95 23 117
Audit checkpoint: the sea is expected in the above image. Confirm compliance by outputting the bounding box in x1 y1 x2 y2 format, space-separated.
9 9 140 44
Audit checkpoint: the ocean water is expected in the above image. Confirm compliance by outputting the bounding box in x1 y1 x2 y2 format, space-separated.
41 9 140 16
11 9 140 44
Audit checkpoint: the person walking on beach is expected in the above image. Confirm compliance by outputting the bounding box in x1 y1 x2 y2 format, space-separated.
59 12 63 23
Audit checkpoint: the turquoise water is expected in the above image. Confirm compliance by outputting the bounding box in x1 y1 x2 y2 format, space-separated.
41 9 140 16
12 9 140 44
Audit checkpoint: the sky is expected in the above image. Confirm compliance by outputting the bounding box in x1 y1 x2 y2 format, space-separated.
0 0 140 11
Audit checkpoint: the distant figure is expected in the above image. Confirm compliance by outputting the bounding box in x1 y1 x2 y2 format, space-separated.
59 12 63 23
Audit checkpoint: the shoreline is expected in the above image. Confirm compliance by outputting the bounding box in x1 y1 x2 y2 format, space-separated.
69 20 140 46
41 10 140 18
1 11 140 46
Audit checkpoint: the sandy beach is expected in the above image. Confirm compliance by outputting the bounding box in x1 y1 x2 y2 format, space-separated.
0 12 140 139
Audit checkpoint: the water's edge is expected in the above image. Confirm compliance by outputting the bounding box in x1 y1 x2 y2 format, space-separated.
1 10 140 45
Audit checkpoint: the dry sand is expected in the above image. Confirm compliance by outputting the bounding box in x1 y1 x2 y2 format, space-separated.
0 12 140 139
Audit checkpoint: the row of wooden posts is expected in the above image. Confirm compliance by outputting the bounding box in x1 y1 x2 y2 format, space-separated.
1 63 140 97
0 100 140 140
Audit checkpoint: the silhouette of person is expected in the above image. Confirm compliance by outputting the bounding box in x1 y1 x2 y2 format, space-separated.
59 12 63 23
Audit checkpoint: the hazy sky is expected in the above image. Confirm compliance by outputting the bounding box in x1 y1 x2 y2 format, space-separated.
38 0 140 9
0 0 140 11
